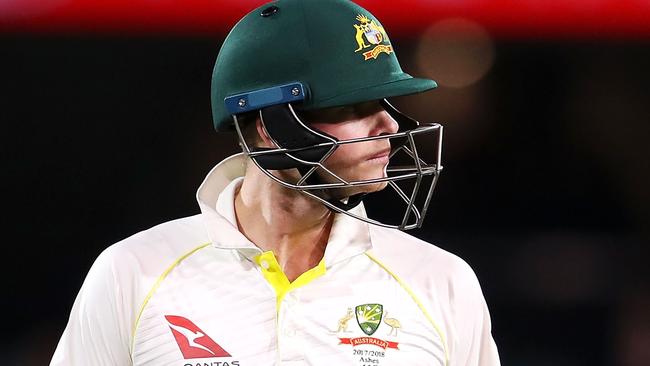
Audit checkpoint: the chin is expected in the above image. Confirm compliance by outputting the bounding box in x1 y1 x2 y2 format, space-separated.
351 167 389 193
326 180 388 202
344 179 388 197
363 180 389 193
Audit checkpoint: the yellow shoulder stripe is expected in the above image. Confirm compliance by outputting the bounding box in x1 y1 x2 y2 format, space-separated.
129 242 212 356
365 251 449 366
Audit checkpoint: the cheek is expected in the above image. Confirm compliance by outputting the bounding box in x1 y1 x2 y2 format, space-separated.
310 122 370 164
325 144 361 168
310 122 364 141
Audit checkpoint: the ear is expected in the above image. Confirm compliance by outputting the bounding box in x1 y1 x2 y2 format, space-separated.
255 118 276 148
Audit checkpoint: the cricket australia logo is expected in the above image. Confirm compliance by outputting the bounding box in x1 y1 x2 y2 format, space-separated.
353 14 393 60
336 304 400 353
356 303 383 335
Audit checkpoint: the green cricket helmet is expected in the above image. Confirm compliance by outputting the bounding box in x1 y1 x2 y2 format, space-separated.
210 0 444 230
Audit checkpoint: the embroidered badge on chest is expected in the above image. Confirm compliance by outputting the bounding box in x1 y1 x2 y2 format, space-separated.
334 304 401 365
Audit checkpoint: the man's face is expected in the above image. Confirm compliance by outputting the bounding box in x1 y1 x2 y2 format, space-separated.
299 100 399 198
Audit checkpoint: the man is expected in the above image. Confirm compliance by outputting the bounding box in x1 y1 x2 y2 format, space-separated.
51 0 500 365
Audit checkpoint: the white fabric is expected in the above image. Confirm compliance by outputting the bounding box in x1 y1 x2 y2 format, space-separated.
51 153 500 366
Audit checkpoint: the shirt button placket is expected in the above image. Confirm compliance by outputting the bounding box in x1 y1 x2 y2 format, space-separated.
278 293 304 363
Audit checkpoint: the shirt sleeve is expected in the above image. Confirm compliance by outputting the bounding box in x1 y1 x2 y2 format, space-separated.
50 246 133 366
449 260 501 366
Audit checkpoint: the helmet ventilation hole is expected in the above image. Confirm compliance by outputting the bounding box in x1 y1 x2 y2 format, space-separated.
261 6 279 17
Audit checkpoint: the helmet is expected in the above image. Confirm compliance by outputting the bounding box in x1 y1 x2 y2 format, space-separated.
211 0 444 230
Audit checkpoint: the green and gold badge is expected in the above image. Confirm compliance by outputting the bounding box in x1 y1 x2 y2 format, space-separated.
355 304 383 336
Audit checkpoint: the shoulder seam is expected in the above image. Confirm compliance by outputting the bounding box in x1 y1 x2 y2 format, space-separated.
129 242 212 359
365 251 449 366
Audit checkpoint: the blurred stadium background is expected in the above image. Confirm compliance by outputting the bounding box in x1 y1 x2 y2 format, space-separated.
1 0 649 365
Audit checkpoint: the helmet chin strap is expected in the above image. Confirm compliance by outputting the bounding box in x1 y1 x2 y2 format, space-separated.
327 193 368 211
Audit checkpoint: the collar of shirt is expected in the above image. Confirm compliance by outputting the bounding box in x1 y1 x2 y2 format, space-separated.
196 153 373 267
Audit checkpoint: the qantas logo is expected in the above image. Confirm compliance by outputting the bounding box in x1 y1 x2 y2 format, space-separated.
165 315 231 359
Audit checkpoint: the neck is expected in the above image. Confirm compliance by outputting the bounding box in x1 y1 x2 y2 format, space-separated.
234 163 334 282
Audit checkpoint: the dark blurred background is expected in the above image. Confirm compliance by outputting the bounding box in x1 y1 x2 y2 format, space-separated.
1 1 649 365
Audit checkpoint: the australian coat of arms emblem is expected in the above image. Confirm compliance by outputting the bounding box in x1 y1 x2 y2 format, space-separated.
353 14 393 60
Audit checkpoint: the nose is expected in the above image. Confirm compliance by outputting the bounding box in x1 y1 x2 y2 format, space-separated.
371 108 399 136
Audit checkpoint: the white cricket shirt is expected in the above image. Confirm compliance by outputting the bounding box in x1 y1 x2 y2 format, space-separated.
51 153 500 366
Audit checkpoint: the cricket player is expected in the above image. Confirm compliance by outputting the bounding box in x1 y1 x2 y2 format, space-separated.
51 0 500 365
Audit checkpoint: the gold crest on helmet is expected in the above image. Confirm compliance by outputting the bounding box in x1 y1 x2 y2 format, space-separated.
353 14 393 60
